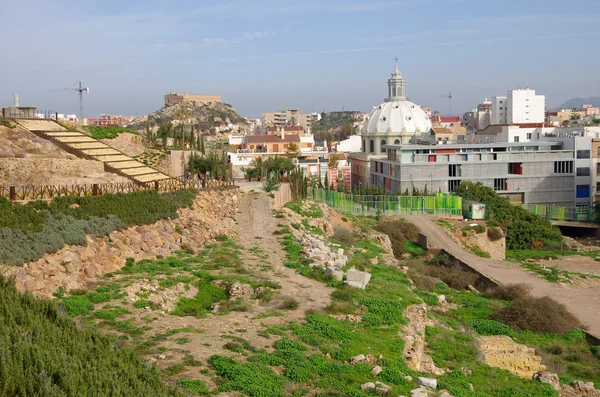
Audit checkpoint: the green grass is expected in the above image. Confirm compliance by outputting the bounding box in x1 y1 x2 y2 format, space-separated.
83 125 139 140
178 379 210 395
283 201 323 218
507 249 600 262
404 240 426 256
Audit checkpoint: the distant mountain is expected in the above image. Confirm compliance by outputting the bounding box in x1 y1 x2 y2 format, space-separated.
553 97 600 111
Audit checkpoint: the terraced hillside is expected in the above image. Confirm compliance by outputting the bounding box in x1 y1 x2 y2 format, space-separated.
17 119 172 185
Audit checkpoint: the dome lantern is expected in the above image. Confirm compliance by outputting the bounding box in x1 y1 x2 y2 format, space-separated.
386 58 406 102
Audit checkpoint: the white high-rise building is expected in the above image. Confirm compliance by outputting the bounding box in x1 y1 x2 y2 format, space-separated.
491 89 545 124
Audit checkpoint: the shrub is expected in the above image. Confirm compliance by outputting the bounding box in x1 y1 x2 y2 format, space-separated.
491 296 584 334
487 227 504 241
0 275 181 396
453 181 563 249
280 298 299 310
474 224 486 234
467 319 515 337
544 344 565 355
178 379 210 395
374 218 419 258
331 227 356 247
486 283 530 301
61 295 94 316
411 260 479 291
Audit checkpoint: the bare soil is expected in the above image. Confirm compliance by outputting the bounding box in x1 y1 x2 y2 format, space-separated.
135 191 332 386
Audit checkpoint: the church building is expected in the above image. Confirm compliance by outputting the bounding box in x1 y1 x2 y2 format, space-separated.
349 61 432 188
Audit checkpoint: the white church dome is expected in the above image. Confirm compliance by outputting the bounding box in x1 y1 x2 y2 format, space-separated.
362 60 432 135
363 100 432 135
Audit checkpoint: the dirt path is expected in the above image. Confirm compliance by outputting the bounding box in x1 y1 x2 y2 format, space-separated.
404 215 600 338
144 191 332 384
234 191 332 316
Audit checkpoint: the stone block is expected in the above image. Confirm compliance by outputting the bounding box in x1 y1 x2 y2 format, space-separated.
417 377 437 389
351 354 366 364
345 269 371 289
324 266 344 281
337 248 344 256
361 382 375 391
371 365 383 375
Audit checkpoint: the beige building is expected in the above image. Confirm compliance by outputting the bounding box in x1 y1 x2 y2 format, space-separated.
593 139 600 203
164 92 222 106
261 108 312 131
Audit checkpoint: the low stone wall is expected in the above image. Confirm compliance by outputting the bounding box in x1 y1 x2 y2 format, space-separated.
7 188 240 297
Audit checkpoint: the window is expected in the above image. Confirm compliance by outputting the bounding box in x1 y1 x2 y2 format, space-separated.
494 178 507 191
449 164 461 177
537 133 540 139
597 182 600 193
449 180 462 192
577 167 590 176
554 161 573 174
597 163 600 176
499 107 503 110
513 136 519 143
362 140 365 153
577 150 590 159
394 139 400 144
380 140 386 151
576 184 590 198
526 133 532 139
369 140 374 153
508 163 523 174
598 147 600 156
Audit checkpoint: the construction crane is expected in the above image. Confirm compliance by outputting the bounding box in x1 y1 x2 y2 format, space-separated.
49 81 90 120
438 92 454 115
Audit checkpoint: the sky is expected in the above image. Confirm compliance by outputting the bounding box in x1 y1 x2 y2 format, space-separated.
1 0 599 119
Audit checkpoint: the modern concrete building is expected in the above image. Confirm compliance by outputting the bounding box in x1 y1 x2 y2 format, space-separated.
492 89 545 124
369 136 593 209
348 60 432 188
164 93 221 106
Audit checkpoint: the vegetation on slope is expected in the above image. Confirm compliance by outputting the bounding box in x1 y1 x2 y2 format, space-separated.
452 181 563 250
312 111 361 143
83 125 139 140
0 189 197 265
0 275 182 397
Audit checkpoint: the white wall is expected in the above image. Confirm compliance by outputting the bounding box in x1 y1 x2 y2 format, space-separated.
336 135 362 153
491 96 507 124
507 89 545 123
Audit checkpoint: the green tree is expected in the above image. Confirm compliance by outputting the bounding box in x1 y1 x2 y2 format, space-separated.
285 142 300 159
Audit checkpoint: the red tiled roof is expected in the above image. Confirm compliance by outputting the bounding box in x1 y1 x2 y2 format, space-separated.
246 135 300 144
266 126 303 132
430 116 461 123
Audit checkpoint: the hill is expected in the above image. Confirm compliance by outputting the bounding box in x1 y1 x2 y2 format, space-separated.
312 111 363 143
554 97 600 110
127 101 249 135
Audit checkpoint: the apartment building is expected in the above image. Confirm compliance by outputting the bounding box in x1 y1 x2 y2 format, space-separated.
261 108 312 131
492 89 545 124
369 137 593 208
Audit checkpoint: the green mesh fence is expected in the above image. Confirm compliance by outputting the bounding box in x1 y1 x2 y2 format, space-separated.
308 188 463 216
520 204 594 223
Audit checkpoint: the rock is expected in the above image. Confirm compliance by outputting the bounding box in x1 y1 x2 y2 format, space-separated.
532 371 561 391
337 248 344 256
361 382 376 391
417 377 437 389
562 380 600 396
437 294 446 304
227 282 254 299
144 357 157 368
405 375 414 381
351 354 366 364
345 268 372 289
372 365 383 376
324 266 344 281
479 335 546 379
410 388 428 397
369 257 379 265
158 354 166 360
375 382 391 395
467 285 479 293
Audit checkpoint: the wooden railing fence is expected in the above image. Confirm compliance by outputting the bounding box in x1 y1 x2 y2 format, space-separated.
0 178 235 201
